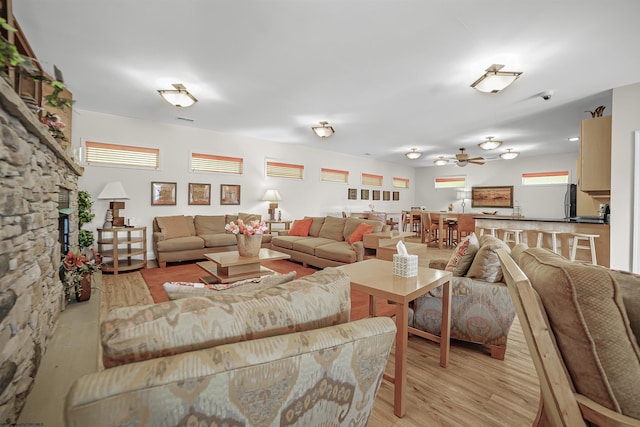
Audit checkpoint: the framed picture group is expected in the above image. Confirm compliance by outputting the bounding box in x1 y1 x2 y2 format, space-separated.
348 188 400 201
150 182 241 206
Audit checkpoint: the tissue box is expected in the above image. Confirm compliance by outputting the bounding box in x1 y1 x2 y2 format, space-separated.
393 254 418 277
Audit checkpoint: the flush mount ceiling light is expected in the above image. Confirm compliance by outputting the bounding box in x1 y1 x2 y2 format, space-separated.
478 136 503 150
312 121 335 138
471 64 523 93
500 148 520 160
158 83 198 107
434 157 449 166
405 148 423 160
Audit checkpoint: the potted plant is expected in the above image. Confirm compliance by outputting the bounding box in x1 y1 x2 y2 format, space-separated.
78 190 95 250
225 219 269 257
61 250 100 302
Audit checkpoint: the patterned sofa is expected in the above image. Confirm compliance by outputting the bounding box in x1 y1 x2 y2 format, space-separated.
408 234 517 360
65 268 396 427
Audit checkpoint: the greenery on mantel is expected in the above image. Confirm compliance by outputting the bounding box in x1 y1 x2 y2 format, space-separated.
78 190 95 249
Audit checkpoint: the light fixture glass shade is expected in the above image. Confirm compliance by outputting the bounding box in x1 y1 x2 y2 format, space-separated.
434 157 448 166
405 148 422 160
471 64 522 93
478 137 503 150
158 83 198 107
98 181 129 200
261 189 282 201
456 189 472 200
500 149 520 160
311 121 335 138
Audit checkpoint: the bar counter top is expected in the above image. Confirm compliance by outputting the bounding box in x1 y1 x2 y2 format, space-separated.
473 216 608 225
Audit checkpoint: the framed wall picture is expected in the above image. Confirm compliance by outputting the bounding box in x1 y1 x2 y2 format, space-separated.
383 190 390 201
151 182 177 205
372 190 380 200
471 185 514 208
360 189 369 200
392 191 400 201
188 183 211 205
220 184 241 205
348 188 357 200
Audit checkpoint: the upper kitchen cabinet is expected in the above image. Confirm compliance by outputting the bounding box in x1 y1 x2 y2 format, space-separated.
579 115 611 199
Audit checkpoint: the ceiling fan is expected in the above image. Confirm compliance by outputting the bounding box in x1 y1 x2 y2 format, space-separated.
451 148 485 167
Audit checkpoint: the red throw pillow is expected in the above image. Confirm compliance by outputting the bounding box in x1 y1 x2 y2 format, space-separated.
348 222 374 244
288 218 313 237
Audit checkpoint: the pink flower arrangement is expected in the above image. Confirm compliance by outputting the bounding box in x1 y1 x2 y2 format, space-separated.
40 111 66 140
225 219 269 235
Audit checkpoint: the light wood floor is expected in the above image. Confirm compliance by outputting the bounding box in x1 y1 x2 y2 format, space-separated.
99 241 540 427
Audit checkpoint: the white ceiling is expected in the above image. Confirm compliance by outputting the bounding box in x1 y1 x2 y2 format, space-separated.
13 0 639 166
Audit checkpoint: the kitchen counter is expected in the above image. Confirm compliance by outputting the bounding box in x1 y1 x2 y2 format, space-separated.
474 216 608 225
474 217 610 267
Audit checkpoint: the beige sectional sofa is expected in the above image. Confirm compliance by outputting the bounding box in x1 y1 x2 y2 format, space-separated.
65 268 396 426
271 216 390 269
152 213 271 267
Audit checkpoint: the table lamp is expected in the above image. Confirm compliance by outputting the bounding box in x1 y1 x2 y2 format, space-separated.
457 189 472 213
261 189 282 221
98 181 130 227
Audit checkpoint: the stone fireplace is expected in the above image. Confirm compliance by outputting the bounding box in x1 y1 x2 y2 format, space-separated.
0 80 82 422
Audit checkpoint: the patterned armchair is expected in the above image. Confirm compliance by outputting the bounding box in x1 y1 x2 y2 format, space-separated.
408 234 517 360
65 268 396 426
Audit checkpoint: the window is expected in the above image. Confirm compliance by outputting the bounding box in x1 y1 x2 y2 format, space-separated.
266 161 304 179
320 168 349 183
522 171 569 185
85 141 159 169
362 173 383 186
434 176 466 189
191 153 243 174
393 177 410 189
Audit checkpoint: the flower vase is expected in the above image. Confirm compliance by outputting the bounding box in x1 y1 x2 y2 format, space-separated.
236 234 262 257
75 272 92 302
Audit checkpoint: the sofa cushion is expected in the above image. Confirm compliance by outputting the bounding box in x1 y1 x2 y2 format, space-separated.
292 238 337 256
225 214 238 225
305 216 325 237
288 218 313 237
343 217 383 241
466 235 510 283
319 216 346 241
156 215 192 239
518 248 640 419
445 232 479 277
314 242 357 264
271 235 307 250
101 268 351 368
156 236 205 252
194 215 227 235
238 212 261 224
609 269 640 345
163 271 298 299
199 233 237 248
347 222 374 244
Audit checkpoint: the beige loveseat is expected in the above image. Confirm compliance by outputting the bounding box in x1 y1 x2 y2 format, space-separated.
153 213 271 267
271 216 390 269
65 268 396 426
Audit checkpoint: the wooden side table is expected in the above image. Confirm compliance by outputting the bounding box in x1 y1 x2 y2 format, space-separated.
97 227 147 274
265 220 292 233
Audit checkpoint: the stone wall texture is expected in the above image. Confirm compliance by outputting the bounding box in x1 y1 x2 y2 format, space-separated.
0 82 81 423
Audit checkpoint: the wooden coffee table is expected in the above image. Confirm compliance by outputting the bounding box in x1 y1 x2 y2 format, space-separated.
197 248 290 284
338 259 452 418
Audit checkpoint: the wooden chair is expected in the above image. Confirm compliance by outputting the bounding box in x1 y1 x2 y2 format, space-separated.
497 249 640 427
420 212 439 245
456 214 476 241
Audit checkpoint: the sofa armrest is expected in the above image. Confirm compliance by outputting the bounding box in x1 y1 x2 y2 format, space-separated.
277 229 290 236
429 258 448 271
152 231 165 243
67 318 396 427
351 241 365 262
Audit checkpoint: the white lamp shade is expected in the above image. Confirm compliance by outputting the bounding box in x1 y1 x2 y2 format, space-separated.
457 189 472 200
312 122 335 138
405 148 422 159
98 181 129 200
261 189 282 201
478 138 503 150
500 149 520 160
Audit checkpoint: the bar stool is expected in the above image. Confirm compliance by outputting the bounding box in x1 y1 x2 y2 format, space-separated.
536 231 562 254
502 229 523 247
570 233 599 265
479 227 499 237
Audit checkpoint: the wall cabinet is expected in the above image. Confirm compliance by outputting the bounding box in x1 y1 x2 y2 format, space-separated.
98 227 147 274
579 116 611 199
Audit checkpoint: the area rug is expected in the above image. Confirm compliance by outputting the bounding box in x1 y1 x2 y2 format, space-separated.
139 260 396 320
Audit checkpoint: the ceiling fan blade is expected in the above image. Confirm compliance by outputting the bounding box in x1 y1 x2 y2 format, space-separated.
468 156 484 161
469 161 485 165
